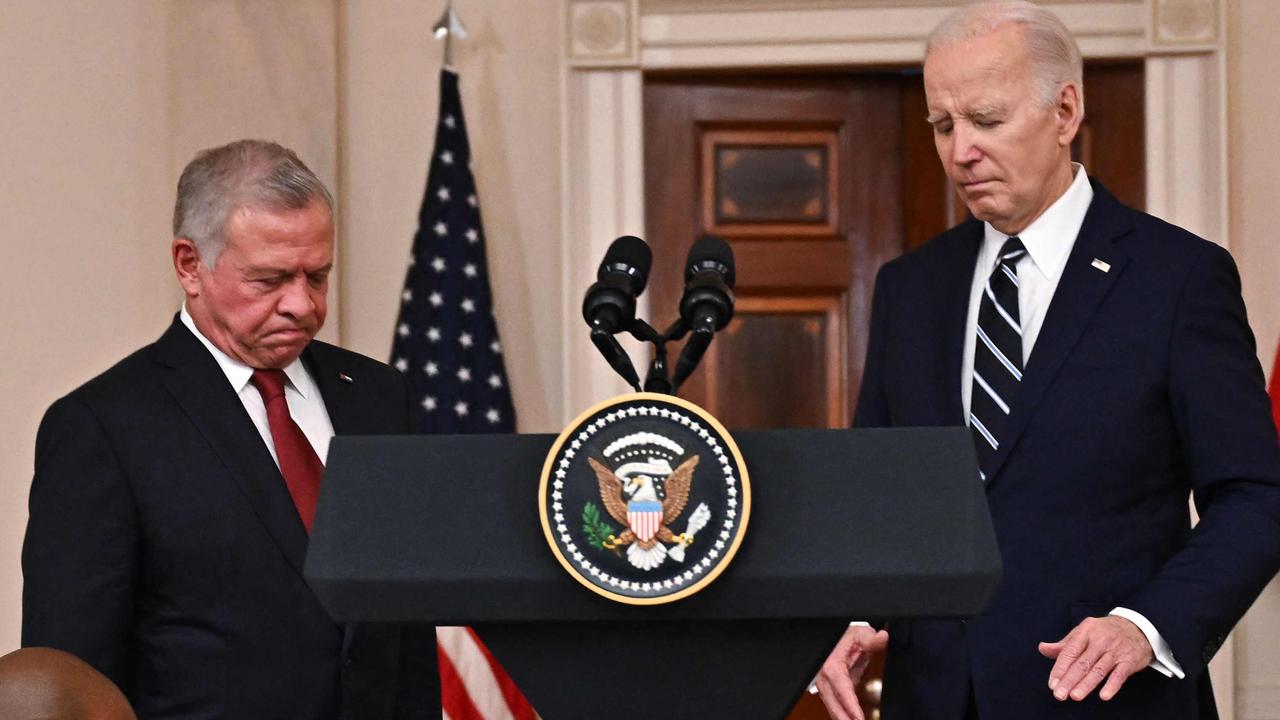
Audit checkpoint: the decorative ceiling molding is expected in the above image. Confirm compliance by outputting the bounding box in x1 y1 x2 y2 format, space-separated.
566 0 639 67
1152 0 1218 47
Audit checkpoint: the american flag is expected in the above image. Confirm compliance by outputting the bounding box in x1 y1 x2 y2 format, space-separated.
390 68 534 720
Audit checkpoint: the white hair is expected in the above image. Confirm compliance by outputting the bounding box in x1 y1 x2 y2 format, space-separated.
926 1 1084 110
173 139 334 268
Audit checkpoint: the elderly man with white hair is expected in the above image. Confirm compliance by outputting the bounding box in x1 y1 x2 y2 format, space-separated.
815 2 1280 719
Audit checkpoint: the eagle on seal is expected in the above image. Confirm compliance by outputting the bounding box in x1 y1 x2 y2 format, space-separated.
588 454 701 571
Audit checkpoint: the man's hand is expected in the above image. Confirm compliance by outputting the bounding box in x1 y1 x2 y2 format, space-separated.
1039 615 1154 702
815 625 889 720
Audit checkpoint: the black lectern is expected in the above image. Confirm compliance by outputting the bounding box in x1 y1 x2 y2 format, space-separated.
305 427 1001 719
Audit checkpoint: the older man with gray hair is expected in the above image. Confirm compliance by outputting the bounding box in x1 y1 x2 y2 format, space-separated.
23 139 439 718
816 2 1280 719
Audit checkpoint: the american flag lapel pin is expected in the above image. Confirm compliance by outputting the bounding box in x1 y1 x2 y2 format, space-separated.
1091 258 1111 273
338 372 354 384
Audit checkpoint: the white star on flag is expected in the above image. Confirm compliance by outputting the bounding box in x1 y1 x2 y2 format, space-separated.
465 228 478 243
490 340 502 354
433 221 448 237
426 327 442 342
461 298 475 313
437 186 451 202
429 292 444 307
488 374 502 388
440 150 454 165
431 256 446 273
457 367 472 382
443 114 456 129
397 323 410 337
402 289 413 303
422 396 437 411
459 332 474 348
486 409 501 424
463 263 477 278
454 401 469 416
467 194 477 207
424 361 439 377
394 358 408 372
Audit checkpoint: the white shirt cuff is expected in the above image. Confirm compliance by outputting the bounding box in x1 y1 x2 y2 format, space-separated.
808 621 872 694
1109 607 1185 679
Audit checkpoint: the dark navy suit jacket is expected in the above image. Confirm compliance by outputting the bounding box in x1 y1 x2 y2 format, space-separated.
23 319 440 719
859 182 1280 719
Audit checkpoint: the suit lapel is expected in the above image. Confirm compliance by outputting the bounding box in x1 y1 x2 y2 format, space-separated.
983 185 1133 484
303 343 362 437
154 319 311 578
938 223 985 426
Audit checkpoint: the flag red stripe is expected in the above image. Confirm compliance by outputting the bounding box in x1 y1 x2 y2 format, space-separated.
465 627 538 720
438 640 486 720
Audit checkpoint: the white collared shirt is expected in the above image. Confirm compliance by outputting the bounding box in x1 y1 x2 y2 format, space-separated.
959 165 1184 680
180 306 335 466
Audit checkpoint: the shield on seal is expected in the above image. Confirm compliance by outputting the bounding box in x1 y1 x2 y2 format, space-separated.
627 500 663 543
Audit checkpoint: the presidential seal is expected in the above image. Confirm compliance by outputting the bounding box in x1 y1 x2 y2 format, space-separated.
538 393 750 605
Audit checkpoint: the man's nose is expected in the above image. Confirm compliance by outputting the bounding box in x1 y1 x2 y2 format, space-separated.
277 277 316 318
951 124 982 165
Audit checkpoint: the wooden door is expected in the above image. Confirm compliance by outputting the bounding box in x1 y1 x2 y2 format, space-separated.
645 74 904 430
643 63 1143 720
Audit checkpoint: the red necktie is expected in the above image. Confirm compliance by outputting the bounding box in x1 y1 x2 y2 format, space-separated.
250 368 324 533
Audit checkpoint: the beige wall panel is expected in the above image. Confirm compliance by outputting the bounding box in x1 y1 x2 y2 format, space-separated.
1228 2 1280 717
339 0 563 432
167 0 340 341
0 0 172 651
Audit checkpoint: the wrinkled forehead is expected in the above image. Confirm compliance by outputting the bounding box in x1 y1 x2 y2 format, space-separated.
923 26 1034 104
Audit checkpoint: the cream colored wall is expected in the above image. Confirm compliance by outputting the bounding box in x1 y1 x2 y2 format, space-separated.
1228 2 1280 717
339 0 564 433
0 0 172 653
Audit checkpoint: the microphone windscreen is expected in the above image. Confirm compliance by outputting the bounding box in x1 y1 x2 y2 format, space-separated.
600 235 652 292
685 235 735 287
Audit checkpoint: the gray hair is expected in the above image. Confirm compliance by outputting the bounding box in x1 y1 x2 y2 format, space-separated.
926 1 1083 110
172 139 334 267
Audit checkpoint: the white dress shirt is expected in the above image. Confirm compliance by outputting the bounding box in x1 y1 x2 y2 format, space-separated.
180 306 335 467
960 165 1183 679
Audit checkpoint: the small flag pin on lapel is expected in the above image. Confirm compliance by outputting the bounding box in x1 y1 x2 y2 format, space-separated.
338 373 354 384
1091 258 1111 273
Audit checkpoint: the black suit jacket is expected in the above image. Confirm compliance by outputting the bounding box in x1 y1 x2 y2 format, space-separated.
23 318 440 719
858 182 1280 719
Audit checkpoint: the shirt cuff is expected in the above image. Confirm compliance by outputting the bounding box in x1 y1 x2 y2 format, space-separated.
1109 607 1185 679
808 621 872 694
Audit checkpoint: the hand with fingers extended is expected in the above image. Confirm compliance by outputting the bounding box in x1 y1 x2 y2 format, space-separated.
1039 615 1155 703
815 624 889 720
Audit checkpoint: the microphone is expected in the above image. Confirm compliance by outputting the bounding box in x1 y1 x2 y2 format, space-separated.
671 235 735 390
582 236 651 390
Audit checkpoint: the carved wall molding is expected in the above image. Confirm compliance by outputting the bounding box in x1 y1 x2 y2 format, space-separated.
565 0 639 67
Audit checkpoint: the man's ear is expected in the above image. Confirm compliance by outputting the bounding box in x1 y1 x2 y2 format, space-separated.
1056 81 1084 148
173 238 203 298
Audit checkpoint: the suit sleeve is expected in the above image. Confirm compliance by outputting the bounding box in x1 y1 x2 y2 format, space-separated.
23 395 138 688
1123 243 1280 678
854 263 893 429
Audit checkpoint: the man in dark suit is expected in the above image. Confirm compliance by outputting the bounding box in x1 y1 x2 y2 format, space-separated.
816 3 1280 719
23 139 439 719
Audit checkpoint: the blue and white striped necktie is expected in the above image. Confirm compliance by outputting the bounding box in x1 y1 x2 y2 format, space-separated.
970 236 1026 480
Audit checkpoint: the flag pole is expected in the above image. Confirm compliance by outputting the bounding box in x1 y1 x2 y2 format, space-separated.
432 2 468 70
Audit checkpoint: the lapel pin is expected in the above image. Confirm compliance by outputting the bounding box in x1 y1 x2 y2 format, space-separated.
1091 258 1111 273
338 373 354 384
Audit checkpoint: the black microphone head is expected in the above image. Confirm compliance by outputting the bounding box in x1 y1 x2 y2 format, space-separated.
684 235 735 288
598 235 652 295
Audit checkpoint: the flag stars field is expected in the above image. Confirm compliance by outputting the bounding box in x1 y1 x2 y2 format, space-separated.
388 66 528 719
